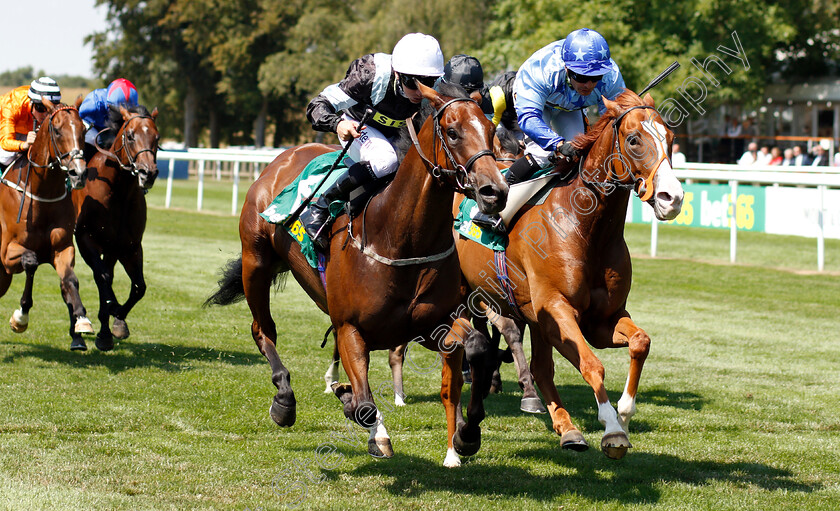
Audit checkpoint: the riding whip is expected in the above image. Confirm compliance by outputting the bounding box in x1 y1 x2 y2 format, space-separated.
638 61 681 97
283 107 374 228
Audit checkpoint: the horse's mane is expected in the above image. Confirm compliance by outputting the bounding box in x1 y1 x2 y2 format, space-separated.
571 90 644 151
105 104 152 133
496 125 520 156
395 82 470 162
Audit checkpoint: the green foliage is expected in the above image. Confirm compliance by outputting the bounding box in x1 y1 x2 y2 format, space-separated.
86 0 840 145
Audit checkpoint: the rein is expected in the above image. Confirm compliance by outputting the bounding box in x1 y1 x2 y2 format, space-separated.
94 114 157 176
406 97 496 193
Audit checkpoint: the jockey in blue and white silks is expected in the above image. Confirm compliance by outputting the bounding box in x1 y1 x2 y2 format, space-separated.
469 28 626 232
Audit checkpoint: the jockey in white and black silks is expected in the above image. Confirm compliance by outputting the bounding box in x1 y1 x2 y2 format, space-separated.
301 33 445 249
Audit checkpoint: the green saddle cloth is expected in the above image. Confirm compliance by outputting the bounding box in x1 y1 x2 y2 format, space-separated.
260 151 347 268
454 165 556 252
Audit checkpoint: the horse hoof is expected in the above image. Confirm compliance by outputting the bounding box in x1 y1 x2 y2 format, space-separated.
70 337 88 351
74 317 94 335
453 428 481 457
520 397 547 414
95 334 115 352
560 430 589 451
269 401 297 427
462 370 472 384
9 312 28 333
489 384 502 394
112 318 130 339
601 431 632 459
368 438 393 458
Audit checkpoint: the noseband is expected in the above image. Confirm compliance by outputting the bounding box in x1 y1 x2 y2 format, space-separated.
406 97 496 193
609 105 667 201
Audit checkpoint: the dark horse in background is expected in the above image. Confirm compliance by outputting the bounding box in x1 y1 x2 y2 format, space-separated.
457 90 684 459
72 105 159 351
0 97 91 350
207 83 508 467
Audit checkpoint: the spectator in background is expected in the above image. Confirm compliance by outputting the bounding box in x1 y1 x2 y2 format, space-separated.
781 148 794 166
738 141 758 166
671 142 686 166
757 145 772 165
811 145 829 166
792 145 811 166
767 146 783 165
834 150 840 167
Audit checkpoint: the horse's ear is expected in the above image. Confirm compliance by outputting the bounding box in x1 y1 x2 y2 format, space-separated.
419 81 444 109
602 96 620 116
120 105 130 119
74 94 83 109
470 90 482 104
42 98 56 111
151 107 159 120
643 93 655 107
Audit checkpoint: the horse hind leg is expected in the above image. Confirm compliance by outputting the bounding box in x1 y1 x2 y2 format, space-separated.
389 343 407 406
498 319 546 414
323 339 340 393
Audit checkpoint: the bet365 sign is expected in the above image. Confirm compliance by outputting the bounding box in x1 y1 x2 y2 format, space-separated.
630 183 765 231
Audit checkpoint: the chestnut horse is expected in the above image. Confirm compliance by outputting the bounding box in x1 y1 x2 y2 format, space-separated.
206 83 508 467
0 97 91 349
457 90 684 459
72 105 159 351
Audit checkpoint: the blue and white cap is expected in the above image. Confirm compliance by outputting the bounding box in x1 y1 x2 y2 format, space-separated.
561 28 612 75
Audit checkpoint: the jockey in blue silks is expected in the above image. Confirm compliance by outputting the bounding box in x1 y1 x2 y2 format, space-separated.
471 28 627 231
79 78 139 161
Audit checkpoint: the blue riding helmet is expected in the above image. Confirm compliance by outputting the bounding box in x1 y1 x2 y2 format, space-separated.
561 28 612 75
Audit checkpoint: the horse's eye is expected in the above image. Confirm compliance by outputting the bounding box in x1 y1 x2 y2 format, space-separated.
627 135 639 146
446 128 458 141
127 133 136 143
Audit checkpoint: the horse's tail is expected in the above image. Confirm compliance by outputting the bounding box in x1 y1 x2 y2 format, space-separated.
204 256 246 307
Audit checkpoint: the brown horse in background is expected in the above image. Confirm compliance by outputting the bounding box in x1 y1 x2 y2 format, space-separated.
457 91 684 459
0 97 91 350
207 83 508 467
72 105 159 351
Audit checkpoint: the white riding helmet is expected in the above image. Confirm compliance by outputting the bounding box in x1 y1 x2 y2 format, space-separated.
391 33 445 77
28 76 62 104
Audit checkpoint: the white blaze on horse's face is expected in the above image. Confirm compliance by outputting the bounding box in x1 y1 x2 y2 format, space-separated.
640 119 683 221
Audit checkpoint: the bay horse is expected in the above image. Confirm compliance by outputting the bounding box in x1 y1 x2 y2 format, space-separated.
456 90 684 459
206 83 508 467
0 97 91 350
72 105 159 351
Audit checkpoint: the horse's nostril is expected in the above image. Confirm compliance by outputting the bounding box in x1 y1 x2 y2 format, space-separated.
478 184 502 203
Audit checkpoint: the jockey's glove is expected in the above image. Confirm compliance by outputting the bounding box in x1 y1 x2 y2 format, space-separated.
554 141 581 162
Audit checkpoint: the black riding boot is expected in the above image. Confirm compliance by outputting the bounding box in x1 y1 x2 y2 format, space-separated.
300 161 376 250
470 154 544 233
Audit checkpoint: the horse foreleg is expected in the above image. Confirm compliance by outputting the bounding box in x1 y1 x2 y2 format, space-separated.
242 252 295 427
113 248 147 340
389 343 407 406
539 304 630 459
528 327 588 451
76 235 119 349
335 324 391 458
449 316 496 462
9 250 37 334
54 246 92 350
587 312 650 434
438 344 464 467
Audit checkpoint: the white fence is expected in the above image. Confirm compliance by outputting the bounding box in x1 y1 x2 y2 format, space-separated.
155 148 840 270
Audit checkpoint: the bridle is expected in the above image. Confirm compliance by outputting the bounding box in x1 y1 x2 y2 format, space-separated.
607 105 669 201
28 105 85 174
95 114 158 177
406 97 496 193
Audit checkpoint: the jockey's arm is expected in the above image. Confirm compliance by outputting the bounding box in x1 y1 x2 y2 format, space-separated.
0 109 25 152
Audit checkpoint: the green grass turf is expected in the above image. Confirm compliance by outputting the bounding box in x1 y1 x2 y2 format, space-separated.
0 186 838 510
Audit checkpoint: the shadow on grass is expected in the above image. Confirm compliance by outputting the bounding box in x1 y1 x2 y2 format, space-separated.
1 338 264 373
346 446 818 505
